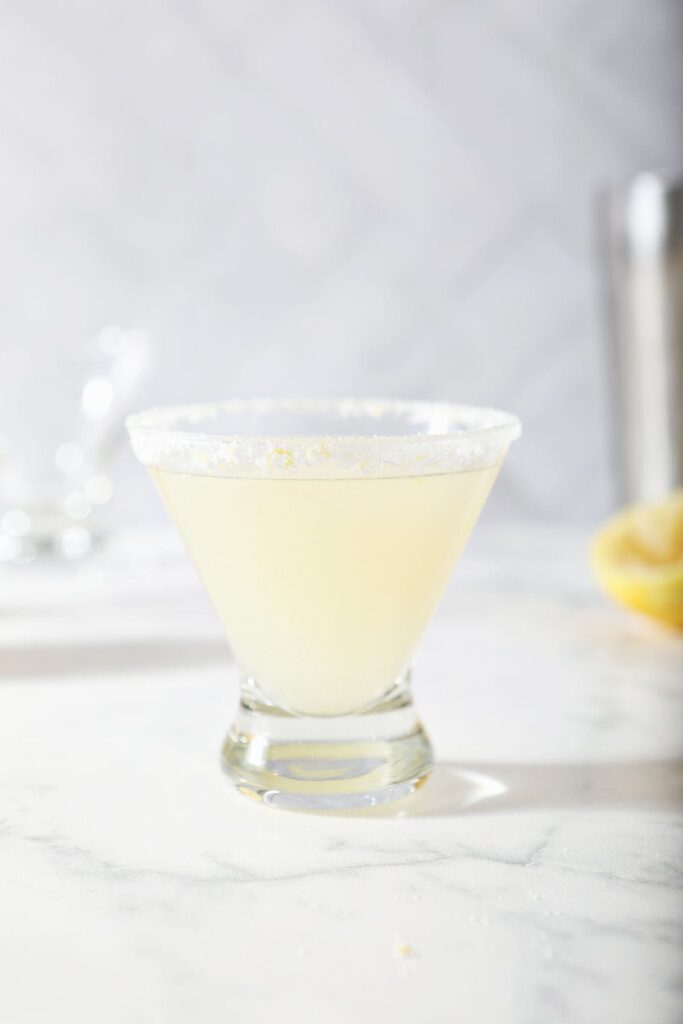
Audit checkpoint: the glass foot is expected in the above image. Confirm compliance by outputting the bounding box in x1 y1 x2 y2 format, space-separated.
221 684 433 812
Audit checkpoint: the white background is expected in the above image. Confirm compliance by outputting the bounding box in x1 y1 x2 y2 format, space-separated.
1 0 681 525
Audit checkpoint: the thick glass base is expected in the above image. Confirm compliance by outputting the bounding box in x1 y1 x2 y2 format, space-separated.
221 679 433 812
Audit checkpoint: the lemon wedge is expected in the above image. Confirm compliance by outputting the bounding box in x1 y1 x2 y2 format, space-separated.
591 490 683 629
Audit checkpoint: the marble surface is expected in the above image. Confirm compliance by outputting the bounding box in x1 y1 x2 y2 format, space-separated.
1 525 682 1024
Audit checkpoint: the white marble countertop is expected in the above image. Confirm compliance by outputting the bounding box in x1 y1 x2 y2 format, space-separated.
1 525 681 1024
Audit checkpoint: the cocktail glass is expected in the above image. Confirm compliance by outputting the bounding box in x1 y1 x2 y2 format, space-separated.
127 399 520 811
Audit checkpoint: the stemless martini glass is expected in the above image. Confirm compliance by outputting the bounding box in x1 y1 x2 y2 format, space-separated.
127 399 520 810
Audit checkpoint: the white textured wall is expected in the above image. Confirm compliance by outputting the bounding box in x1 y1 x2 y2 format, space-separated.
1 0 681 524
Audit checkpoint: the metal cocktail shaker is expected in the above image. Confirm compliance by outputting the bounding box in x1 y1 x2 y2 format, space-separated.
605 173 683 503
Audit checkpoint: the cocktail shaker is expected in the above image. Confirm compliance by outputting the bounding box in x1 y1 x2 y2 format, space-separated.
605 173 683 502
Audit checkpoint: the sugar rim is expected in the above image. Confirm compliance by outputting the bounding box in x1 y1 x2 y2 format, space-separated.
126 398 521 479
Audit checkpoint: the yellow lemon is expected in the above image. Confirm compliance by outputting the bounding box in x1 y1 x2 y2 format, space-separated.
591 490 683 629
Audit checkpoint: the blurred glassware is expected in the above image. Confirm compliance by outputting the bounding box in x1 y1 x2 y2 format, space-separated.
605 172 683 502
0 326 150 563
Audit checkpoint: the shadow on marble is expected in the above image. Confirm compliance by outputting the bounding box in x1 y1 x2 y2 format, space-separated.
0 637 228 680
364 758 683 819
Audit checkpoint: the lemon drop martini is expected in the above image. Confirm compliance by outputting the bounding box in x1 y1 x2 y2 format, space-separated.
127 399 521 810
